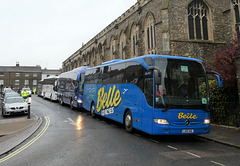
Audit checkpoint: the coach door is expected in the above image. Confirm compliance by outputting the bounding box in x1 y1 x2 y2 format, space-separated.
142 71 154 134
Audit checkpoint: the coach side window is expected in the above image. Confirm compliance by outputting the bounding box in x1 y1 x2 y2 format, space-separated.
59 80 65 89
143 70 153 107
85 69 94 84
125 62 144 91
94 68 101 84
102 66 110 84
79 74 85 95
110 63 125 84
144 78 153 107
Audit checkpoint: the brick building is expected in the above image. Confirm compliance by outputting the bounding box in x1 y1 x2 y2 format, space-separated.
62 0 240 99
0 63 61 93
0 63 42 93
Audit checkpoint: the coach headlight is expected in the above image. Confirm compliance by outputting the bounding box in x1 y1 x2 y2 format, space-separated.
154 119 169 125
77 99 83 103
204 119 210 124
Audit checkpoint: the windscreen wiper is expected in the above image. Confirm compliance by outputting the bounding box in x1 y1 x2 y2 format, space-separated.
203 109 210 112
162 107 210 112
162 106 174 112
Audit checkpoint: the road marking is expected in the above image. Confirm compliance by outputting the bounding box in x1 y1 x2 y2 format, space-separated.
67 118 75 126
111 124 117 128
134 134 141 137
167 145 178 150
184 151 201 158
210 161 226 166
148 139 159 144
0 116 50 164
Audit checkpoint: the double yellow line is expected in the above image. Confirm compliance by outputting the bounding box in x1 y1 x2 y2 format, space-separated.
0 116 50 164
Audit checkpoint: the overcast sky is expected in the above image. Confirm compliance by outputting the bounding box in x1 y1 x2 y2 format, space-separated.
0 0 136 69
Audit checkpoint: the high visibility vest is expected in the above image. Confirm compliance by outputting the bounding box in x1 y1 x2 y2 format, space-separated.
22 91 29 97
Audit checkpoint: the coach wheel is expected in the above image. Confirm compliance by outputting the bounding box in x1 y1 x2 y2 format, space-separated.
124 110 133 132
59 97 64 106
70 100 75 110
90 103 96 118
2 109 4 117
2 108 6 118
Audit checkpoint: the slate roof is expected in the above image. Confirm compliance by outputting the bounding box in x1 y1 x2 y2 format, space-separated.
0 66 42 73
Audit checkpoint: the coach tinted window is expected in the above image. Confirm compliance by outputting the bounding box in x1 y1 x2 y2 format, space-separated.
110 63 125 84
125 62 144 91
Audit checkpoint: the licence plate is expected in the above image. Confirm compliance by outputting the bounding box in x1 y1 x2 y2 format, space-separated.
182 129 194 133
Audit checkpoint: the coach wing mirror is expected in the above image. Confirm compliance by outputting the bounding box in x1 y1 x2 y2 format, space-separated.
77 74 80 82
148 66 161 85
53 85 57 91
154 70 161 85
206 70 223 88
75 87 78 93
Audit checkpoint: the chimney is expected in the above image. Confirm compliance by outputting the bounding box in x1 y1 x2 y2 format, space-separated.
16 62 19 67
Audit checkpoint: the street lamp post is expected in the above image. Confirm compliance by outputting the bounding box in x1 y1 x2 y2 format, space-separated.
27 97 31 119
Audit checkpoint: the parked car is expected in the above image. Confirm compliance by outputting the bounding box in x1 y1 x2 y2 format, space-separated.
1 92 20 101
2 88 13 96
1 97 28 117
20 88 32 97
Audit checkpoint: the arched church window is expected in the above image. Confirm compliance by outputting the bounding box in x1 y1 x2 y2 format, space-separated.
144 13 156 54
232 0 240 40
119 31 126 59
188 0 209 40
131 23 138 58
110 37 116 60
233 0 240 23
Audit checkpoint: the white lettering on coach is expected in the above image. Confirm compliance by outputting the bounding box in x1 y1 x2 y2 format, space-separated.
101 107 114 116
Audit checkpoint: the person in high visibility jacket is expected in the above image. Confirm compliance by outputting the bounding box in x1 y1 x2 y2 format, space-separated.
21 89 29 98
33 88 36 95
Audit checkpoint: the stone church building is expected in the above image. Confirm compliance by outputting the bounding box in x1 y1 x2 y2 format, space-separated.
62 0 240 99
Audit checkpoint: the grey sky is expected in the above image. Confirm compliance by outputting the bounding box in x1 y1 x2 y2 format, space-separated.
0 0 136 69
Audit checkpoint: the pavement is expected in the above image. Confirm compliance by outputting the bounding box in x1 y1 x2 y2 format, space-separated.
0 116 239 157
0 114 42 155
199 124 240 148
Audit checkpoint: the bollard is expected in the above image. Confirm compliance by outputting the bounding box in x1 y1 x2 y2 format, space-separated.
27 104 31 119
27 97 31 119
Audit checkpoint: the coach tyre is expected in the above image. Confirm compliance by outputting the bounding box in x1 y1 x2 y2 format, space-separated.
70 100 74 110
59 97 62 105
2 107 5 117
125 110 133 132
59 97 64 106
90 102 96 118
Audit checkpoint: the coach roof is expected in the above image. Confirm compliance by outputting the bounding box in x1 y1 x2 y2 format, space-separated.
91 54 203 70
